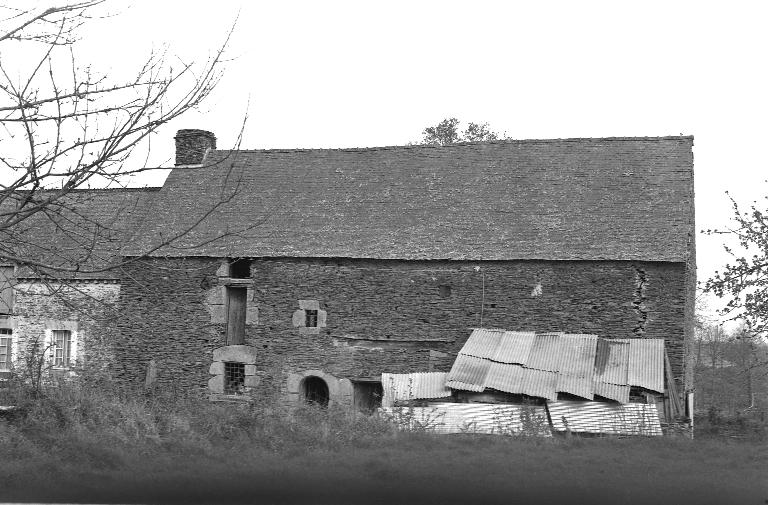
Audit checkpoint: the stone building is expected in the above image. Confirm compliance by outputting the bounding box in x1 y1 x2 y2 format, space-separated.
113 130 695 409
0 188 157 380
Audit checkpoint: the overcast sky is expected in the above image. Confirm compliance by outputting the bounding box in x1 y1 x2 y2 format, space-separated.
12 0 768 322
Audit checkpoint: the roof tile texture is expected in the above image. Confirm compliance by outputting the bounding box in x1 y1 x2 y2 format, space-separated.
125 137 694 261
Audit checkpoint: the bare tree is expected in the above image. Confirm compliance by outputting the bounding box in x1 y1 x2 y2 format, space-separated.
0 1 246 277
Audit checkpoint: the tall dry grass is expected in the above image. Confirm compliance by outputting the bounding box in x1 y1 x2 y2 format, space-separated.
0 382 766 504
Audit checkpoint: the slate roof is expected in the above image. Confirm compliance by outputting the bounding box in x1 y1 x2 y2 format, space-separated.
124 136 694 261
4 188 160 279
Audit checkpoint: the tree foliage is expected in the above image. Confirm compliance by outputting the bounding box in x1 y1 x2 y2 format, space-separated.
420 117 503 145
704 193 768 336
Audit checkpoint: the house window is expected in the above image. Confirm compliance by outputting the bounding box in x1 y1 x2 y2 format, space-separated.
292 301 326 333
305 309 318 327
52 329 72 368
0 329 12 371
224 362 246 395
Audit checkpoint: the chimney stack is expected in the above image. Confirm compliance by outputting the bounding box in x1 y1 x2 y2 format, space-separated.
174 129 216 166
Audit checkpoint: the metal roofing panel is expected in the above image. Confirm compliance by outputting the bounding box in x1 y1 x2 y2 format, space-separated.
381 372 452 407
446 354 490 392
558 334 598 377
620 339 665 393
493 331 536 364
520 368 558 400
553 334 598 399
459 328 503 360
484 362 524 394
380 403 550 435
548 400 662 436
412 372 452 400
593 381 630 403
556 374 594 400
594 339 630 386
526 332 565 371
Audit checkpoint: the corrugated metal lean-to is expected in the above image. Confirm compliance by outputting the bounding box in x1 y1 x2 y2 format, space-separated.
446 329 667 403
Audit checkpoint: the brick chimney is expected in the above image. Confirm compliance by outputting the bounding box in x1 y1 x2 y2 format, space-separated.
174 129 216 166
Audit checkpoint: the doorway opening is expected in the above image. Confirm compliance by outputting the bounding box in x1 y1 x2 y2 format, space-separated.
302 376 329 407
353 380 383 413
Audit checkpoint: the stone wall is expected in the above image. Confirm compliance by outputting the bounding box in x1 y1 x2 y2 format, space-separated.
116 257 688 398
8 280 119 379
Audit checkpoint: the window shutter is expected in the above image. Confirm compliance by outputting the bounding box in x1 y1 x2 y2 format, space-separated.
292 310 305 327
0 267 13 314
226 287 247 345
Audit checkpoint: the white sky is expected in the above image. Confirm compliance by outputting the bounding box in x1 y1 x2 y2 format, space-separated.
11 0 768 323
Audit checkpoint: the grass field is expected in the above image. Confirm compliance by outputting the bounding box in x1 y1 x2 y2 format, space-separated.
0 385 766 505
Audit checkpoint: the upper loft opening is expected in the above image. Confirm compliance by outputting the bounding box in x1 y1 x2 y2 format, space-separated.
229 258 251 279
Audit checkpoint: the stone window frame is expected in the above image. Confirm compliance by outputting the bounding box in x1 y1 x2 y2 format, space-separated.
43 320 78 371
292 300 327 335
208 345 260 402
205 261 259 326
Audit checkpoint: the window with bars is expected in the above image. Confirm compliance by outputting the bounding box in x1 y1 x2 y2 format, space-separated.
305 309 318 327
224 362 245 395
52 329 72 368
0 328 11 371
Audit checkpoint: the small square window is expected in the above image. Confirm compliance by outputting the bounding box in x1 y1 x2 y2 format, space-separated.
305 309 318 327
224 362 245 395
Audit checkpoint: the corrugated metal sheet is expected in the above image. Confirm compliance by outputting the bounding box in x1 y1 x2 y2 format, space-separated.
593 339 630 402
555 334 598 399
594 339 630 385
459 328 503 359
620 338 665 393
485 362 524 394
445 354 489 391
381 372 451 407
548 400 662 436
558 334 598 377
526 332 564 371
593 381 630 404
520 368 558 400
380 403 550 436
557 373 594 400
493 331 536 364
445 329 664 403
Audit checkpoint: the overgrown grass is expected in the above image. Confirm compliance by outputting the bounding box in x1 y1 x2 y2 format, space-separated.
0 384 766 505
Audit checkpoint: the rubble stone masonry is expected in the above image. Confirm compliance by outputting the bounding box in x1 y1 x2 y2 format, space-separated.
116 257 689 397
11 281 119 377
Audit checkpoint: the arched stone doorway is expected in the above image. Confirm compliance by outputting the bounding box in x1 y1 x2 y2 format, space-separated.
302 376 329 407
286 370 353 407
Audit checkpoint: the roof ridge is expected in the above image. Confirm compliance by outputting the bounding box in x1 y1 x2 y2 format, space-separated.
211 135 694 155
18 187 162 193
